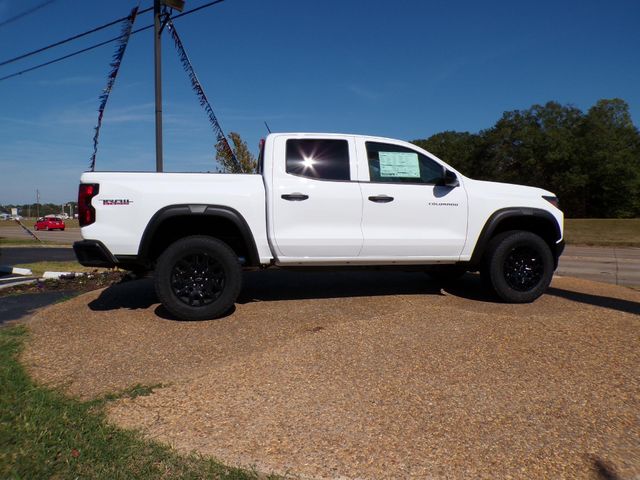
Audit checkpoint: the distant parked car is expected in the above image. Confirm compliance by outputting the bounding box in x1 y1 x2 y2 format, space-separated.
0 213 11 221
34 216 65 231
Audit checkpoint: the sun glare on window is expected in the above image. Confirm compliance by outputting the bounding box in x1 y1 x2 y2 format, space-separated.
302 155 316 169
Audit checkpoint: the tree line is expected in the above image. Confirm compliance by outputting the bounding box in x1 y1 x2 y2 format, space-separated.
0 202 77 218
412 98 640 218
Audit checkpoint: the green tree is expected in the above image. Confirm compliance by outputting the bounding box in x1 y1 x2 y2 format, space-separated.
412 98 640 218
479 101 588 216
580 99 640 217
215 132 257 174
412 131 483 176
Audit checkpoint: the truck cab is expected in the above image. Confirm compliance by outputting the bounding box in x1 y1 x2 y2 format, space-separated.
264 133 469 264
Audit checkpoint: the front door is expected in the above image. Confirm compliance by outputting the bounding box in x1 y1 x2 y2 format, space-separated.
356 139 468 260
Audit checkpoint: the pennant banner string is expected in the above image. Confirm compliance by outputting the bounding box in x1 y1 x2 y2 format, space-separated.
166 18 239 171
89 7 139 171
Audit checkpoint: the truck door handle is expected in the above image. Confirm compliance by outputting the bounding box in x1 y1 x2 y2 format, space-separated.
281 193 309 201
368 195 394 203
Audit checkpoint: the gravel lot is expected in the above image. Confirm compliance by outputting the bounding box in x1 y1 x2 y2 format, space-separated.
22 271 640 479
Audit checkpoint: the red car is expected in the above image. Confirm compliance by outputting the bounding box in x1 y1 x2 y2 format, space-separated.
34 216 65 231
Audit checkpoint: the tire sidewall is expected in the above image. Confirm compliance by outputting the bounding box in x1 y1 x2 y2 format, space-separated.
487 231 554 303
154 236 242 320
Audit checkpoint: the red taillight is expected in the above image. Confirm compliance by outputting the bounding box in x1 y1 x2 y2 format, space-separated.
78 183 99 227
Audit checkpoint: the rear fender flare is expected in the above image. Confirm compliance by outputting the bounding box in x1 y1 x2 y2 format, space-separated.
138 204 260 266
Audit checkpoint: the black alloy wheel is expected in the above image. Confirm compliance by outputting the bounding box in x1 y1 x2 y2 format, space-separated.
170 253 225 307
482 230 554 303
503 246 544 292
155 236 242 320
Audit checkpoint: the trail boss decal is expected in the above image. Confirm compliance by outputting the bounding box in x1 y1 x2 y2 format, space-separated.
102 199 133 206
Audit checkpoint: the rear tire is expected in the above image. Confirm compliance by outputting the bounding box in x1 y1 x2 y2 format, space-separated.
154 236 242 320
481 230 553 303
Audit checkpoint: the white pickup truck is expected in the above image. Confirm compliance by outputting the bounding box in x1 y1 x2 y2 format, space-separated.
74 133 564 320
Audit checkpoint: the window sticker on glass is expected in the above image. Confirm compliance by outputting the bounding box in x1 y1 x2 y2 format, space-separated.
378 151 420 178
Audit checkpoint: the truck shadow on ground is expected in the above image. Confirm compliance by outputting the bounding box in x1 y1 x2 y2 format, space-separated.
88 270 482 320
237 270 450 303
546 286 639 316
86 270 639 319
88 278 157 311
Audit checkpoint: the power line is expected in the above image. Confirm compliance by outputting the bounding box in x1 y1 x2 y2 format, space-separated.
0 25 153 82
0 6 154 67
0 0 58 29
0 0 226 83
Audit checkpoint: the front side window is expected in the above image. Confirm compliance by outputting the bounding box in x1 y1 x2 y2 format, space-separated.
286 139 350 181
366 142 443 184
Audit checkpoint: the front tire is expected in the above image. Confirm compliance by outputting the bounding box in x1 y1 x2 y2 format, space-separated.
482 230 553 303
154 236 242 320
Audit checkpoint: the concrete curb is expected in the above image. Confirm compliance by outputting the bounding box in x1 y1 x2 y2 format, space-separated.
0 279 37 290
0 265 33 276
0 275 37 283
41 271 85 280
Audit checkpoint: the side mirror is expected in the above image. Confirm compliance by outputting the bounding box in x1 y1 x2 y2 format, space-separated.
442 169 459 187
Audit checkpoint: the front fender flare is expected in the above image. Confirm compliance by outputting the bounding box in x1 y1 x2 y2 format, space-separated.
469 207 562 267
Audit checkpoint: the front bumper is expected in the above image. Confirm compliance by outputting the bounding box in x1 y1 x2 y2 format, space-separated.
73 240 117 268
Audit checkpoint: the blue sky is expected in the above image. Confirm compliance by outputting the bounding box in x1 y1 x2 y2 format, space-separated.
0 0 639 204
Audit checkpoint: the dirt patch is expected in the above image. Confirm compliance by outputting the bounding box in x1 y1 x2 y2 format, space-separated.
0 270 125 298
22 271 640 479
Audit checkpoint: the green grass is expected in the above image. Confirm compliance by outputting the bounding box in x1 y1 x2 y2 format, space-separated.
0 237 60 246
13 261 104 277
0 219 80 229
564 218 640 247
0 326 274 480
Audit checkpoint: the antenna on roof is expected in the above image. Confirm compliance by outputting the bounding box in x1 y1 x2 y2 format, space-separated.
264 121 272 134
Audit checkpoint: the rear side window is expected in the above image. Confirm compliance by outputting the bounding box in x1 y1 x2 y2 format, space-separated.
366 142 443 184
286 139 350 181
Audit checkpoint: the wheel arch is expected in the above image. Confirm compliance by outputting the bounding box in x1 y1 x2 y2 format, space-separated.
138 204 260 267
470 207 562 268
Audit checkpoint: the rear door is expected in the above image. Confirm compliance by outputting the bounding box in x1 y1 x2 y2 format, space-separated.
269 135 363 262
356 139 468 260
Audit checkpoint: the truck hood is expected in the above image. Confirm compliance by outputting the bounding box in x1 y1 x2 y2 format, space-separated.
463 178 556 200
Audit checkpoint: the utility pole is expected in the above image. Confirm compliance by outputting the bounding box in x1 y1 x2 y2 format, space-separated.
154 0 163 173
153 0 184 173
36 189 40 218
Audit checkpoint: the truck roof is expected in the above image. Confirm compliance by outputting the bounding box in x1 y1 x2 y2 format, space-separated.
268 132 402 140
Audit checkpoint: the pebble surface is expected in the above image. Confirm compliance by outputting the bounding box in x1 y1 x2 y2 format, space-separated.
22 271 640 479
